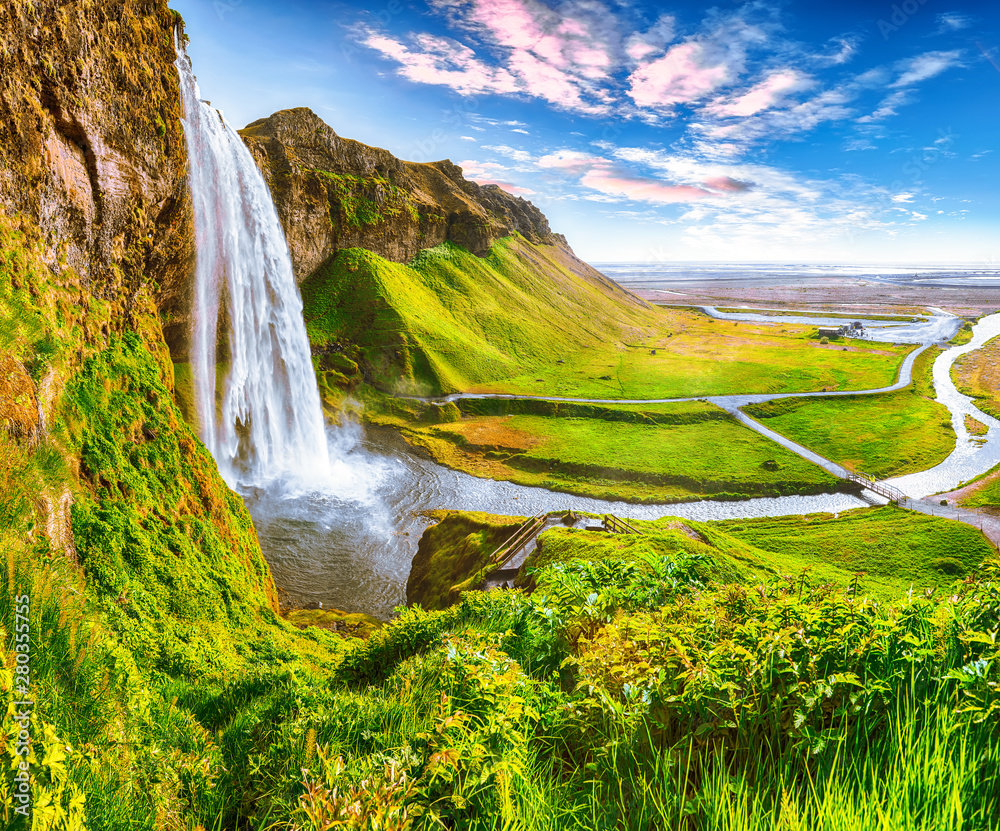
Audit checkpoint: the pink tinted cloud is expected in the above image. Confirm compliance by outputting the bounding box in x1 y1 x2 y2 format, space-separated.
582 166 713 203
704 176 753 193
472 179 536 195
628 42 732 109
426 0 614 112
541 151 716 203
364 32 519 95
508 49 593 110
457 160 507 177
457 0 542 51
708 70 812 117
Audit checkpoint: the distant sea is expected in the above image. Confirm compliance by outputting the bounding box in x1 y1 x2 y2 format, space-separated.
593 262 1000 290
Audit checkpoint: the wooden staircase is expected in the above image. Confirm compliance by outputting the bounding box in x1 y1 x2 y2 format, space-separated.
490 511 548 569
603 514 644 535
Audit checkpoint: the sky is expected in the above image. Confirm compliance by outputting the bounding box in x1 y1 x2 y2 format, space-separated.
170 0 1000 264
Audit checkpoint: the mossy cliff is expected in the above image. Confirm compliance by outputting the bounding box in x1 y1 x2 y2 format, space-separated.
0 0 196 356
0 7 345 826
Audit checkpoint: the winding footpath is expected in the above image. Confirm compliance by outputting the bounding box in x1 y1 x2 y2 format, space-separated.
417 307 1000 547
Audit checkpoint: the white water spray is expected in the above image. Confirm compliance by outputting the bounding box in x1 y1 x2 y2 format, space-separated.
175 40 330 486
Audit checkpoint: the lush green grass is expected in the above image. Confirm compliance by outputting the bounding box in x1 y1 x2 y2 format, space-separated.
304 238 910 399
474 314 910 400
743 347 954 478
270 558 1000 831
386 399 842 503
953 333 1000 420
713 505 994 597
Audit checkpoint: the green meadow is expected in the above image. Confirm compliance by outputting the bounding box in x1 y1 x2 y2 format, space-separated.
713 506 993 597
742 347 954 478
391 399 840 502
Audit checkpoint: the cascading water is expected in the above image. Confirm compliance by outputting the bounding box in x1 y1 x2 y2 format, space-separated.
175 39 329 486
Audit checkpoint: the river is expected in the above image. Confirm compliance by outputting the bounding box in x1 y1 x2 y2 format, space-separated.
244 424 875 620
248 310 1000 620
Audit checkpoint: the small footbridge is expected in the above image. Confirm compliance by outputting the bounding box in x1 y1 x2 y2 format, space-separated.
844 471 906 503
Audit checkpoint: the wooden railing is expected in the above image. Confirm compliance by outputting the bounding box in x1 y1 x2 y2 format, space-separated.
603 514 644 535
845 471 906 503
490 512 548 569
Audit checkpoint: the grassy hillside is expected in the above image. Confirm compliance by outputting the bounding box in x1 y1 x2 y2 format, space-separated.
714 506 994 597
302 237 910 400
301 237 655 396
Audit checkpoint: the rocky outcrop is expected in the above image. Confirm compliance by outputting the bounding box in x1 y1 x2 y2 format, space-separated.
0 0 195 358
240 107 565 284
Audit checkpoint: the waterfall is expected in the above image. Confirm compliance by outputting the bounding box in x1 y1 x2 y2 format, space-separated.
175 40 330 486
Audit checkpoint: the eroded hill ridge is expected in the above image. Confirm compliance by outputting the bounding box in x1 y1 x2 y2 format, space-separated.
240 106 565 281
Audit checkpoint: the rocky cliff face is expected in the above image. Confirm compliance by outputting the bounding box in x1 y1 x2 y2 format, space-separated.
0 3 279 612
240 107 566 284
0 0 196 359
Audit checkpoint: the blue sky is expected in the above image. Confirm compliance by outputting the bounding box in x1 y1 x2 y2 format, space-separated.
171 0 999 263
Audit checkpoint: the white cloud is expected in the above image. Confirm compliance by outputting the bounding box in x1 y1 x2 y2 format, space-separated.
707 69 813 117
936 13 973 33
857 90 910 122
482 144 534 163
815 37 858 66
891 193 915 203
460 135 477 141
891 50 962 88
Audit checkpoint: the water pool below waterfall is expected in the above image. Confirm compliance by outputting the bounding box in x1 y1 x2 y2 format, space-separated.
245 424 878 620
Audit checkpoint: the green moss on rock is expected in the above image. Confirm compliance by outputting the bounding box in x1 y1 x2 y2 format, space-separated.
406 510 525 609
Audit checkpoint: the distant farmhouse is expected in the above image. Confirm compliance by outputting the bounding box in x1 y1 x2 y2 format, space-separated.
818 321 865 339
